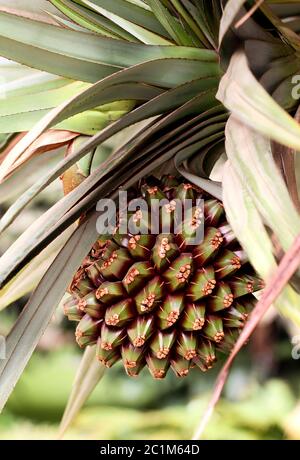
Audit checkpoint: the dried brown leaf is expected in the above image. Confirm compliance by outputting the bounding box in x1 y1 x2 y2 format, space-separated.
0 130 79 182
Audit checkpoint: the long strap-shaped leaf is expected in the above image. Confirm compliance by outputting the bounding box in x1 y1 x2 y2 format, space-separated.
0 55 219 182
168 0 212 48
0 82 163 183
216 50 300 150
223 160 300 326
0 88 218 288
59 345 106 437
0 65 72 100
0 226 75 311
0 81 90 118
105 94 222 167
0 77 218 232
0 100 134 136
146 0 196 46
50 0 141 41
260 3 300 51
120 103 226 167
218 0 246 45
0 11 215 81
41 124 224 268
80 0 172 45
225 116 300 251
0 211 103 411
73 0 170 37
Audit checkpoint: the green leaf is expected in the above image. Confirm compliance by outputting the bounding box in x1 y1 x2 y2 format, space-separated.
59 346 106 437
0 211 101 412
271 73 300 111
80 0 173 44
110 91 222 172
0 85 218 288
47 10 90 32
223 160 300 326
0 81 164 180
146 0 195 46
0 148 62 203
72 0 170 37
0 11 213 81
50 0 138 41
0 226 74 310
56 103 135 135
216 50 300 150
0 59 219 210
179 0 216 48
0 60 73 99
0 12 119 82
0 81 89 118
0 83 134 134
259 54 300 96
4 51 218 156
0 133 14 152
187 134 226 179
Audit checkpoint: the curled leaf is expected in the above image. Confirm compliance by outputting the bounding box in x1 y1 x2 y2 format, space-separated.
0 130 79 182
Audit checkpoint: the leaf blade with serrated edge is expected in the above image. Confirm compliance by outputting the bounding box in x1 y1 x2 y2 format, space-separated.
80 0 173 45
0 87 218 289
0 10 215 80
72 0 170 38
0 210 109 412
0 226 75 310
0 77 218 234
50 0 139 41
146 0 194 46
0 55 219 181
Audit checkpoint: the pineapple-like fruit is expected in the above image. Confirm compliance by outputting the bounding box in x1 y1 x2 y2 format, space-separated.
63 176 261 379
